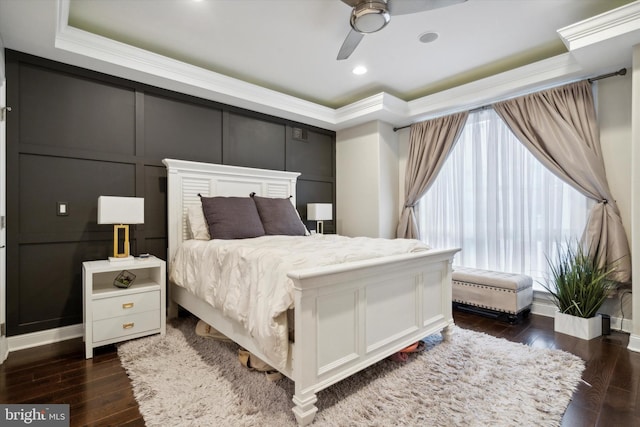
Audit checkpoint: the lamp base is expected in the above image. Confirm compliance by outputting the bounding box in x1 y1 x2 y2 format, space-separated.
112 224 131 259
108 255 134 263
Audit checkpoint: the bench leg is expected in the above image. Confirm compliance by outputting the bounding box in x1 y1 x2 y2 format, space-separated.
508 308 531 324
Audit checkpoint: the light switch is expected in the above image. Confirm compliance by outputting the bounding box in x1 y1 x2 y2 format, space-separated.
57 202 69 216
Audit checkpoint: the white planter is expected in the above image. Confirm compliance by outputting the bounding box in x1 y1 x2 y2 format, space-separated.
554 311 602 340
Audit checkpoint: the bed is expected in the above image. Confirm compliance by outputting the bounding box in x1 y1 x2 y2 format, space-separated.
163 158 459 426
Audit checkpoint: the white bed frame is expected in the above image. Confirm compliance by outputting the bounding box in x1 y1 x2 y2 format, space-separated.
163 158 459 426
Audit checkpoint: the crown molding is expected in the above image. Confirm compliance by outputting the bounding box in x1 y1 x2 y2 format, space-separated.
50 0 632 132
55 1 337 129
52 21 592 131
399 53 585 126
558 1 640 51
335 92 409 130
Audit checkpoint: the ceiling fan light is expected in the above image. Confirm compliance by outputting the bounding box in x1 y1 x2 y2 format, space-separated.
350 1 390 34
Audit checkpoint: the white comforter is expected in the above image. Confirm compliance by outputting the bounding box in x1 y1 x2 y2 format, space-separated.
169 234 430 369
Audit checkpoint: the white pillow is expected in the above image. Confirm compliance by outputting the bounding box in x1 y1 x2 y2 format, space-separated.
187 204 211 240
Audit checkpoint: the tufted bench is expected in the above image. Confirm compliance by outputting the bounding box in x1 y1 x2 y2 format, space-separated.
452 267 533 323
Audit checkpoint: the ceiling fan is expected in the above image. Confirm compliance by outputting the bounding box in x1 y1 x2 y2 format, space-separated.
337 0 468 60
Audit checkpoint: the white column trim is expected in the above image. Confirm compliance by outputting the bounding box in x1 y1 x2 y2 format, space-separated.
628 44 640 353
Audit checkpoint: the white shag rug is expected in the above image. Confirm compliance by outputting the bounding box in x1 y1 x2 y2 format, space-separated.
118 317 584 427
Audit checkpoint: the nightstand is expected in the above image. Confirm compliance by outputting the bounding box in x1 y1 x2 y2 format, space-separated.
82 257 166 358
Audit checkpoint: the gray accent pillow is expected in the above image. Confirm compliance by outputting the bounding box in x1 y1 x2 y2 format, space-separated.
200 196 265 239
252 195 307 236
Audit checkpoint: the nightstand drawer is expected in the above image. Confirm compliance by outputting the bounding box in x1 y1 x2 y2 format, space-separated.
92 291 160 321
83 258 166 358
93 310 160 342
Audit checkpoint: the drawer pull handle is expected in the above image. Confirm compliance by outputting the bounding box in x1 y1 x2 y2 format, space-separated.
122 322 135 329
122 302 134 309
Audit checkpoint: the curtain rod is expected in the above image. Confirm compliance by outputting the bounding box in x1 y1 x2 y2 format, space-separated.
588 67 627 83
392 68 628 132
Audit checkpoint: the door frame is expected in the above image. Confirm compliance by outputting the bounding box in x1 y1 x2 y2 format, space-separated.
0 79 8 363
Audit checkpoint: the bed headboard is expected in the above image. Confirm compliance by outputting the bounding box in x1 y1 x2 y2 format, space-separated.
163 159 301 263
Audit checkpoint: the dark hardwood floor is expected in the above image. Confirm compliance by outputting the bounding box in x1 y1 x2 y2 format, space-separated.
1 310 638 426
0 338 144 426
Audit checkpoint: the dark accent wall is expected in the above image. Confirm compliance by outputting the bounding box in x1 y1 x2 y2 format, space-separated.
5 50 336 336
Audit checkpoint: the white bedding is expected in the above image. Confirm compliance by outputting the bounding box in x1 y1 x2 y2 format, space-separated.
169 234 430 369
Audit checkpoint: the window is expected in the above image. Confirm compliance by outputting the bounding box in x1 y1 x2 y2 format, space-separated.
418 108 593 290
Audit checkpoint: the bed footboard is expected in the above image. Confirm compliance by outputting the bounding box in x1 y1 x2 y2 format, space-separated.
164 157 460 426
287 247 459 426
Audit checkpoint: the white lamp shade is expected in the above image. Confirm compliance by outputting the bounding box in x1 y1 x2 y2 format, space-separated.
98 196 145 224
307 203 332 221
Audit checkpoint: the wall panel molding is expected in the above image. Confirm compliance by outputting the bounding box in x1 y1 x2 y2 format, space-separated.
5 50 335 337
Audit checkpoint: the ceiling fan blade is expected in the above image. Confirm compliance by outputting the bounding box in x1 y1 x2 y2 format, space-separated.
387 0 467 16
340 0 361 7
337 29 365 60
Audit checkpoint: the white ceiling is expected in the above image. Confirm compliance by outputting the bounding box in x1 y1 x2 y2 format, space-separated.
1 0 640 130
65 0 632 107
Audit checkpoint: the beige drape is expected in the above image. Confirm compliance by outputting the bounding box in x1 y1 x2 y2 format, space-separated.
397 111 468 239
493 80 631 283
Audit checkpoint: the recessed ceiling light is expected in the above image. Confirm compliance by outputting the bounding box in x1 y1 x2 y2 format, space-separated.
418 32 439 44
352 66 367 75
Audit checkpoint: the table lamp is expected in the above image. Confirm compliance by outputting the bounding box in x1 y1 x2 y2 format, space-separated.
98 196 144 262
307 203 332 234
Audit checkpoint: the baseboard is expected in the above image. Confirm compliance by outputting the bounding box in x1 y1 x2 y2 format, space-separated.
628 334 640 353
531 292 633 333
0 339 8 363
610 317 634 333
531 291 557 318
7 323 83 352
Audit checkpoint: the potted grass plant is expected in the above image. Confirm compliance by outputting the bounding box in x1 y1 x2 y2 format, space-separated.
542 241 616 340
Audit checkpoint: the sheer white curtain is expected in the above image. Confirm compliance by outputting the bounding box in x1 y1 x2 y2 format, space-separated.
418 108 593 288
